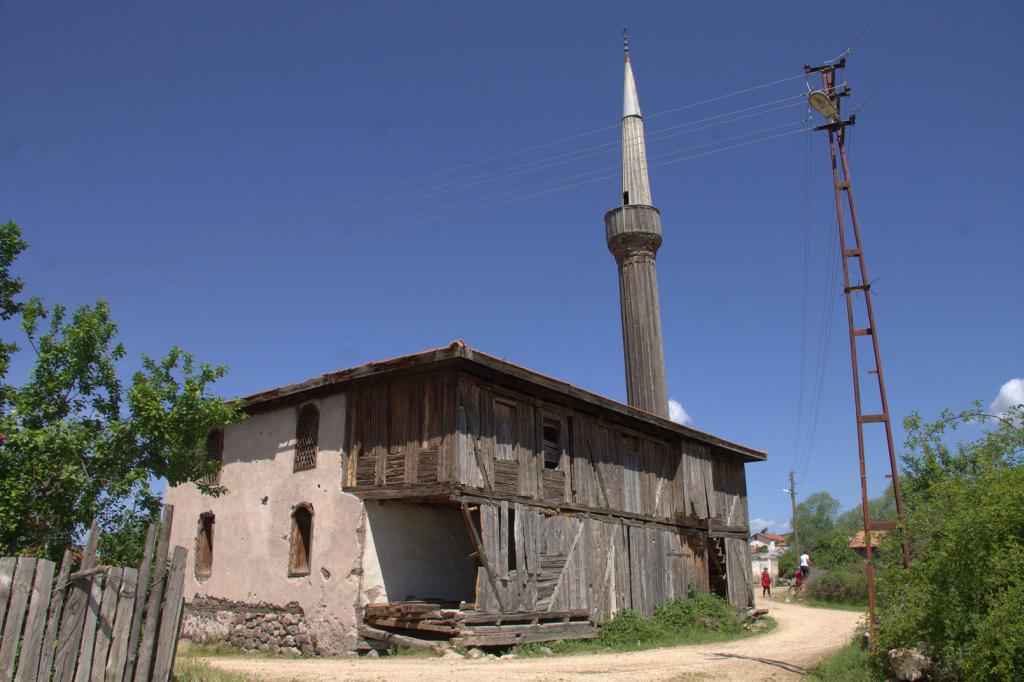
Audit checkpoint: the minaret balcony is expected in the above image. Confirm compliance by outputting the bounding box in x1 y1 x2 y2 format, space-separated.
605 204 662 261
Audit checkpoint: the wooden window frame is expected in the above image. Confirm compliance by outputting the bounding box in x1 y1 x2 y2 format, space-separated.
541 415 562 471
294 403 320 472
288 503 314 577
195 512 215 580
200 429 224 486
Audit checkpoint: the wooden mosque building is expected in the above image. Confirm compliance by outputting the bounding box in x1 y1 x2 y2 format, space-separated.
164 40 763 654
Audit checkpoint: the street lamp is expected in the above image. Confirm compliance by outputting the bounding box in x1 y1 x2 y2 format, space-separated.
807 89 839 121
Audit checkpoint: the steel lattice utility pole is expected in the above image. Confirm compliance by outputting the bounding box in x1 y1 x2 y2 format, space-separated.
804 56 912 648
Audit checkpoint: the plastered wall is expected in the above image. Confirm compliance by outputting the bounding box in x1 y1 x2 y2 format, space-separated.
163 393 366 654
359 501 477 605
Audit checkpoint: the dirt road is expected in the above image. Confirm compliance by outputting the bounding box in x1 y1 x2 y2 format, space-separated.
196 597 863 681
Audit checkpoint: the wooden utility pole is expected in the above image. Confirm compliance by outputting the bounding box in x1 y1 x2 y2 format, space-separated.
787 470 800 560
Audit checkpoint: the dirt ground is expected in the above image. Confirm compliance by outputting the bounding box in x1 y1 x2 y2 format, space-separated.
195 595 864 681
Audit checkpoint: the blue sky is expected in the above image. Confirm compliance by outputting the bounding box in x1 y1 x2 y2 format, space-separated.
2 1 1021 532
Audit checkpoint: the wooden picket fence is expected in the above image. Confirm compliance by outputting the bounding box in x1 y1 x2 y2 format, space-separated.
0 505 186 682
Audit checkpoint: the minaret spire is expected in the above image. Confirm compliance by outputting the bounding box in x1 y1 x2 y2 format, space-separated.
605 37 669 418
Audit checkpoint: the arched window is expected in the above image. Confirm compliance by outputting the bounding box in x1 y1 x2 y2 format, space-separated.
201 429 224 486
294 404 319 472
196 512 215 579
289 504 313 576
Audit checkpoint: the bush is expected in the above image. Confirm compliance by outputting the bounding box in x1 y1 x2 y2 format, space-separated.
804 565 868 605
595 608 663 648
652 591 741 633
806 638 883 681
873 406 1024 681
778 551 798 579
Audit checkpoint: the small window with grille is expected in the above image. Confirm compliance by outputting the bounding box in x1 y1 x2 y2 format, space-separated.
196 513 214 579
294 404 319 472
201 429 223 486
289 504 313 576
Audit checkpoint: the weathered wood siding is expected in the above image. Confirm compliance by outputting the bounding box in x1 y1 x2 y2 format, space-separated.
343 369 754 617
469 498 704 621
344 370 452 488
454 375 698 525
709 459 749 529
724 537 753 609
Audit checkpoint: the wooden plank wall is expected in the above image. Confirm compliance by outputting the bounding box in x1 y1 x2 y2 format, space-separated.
710 460 749 529
343 370 755 620
345 371 450 488
455 376 691 526
724 538 754 609
471 500 694 621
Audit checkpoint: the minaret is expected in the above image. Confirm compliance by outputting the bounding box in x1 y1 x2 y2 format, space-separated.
605 33 669 418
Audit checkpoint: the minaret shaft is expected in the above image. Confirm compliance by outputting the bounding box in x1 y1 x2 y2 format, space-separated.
605 43 669 418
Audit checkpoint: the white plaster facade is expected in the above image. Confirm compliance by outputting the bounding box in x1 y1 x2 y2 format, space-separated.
164 393 368 654
163 390 486 654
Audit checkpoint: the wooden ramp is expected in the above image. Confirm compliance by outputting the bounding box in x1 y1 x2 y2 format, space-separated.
362 601 596 648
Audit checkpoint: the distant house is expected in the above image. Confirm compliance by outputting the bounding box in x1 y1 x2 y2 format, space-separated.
751 547 786 586
750 532 788 553
849 529 889 558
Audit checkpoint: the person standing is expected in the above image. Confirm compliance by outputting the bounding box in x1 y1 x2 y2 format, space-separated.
799 551 811 578
794 566 803 591
760 568 772 599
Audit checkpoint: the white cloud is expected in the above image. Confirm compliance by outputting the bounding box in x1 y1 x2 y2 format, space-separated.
777 521 791 532
750 518 775 531
668 399 692 425
990 378 1024 417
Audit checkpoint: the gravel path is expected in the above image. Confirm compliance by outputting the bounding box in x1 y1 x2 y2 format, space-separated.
195 596 863 681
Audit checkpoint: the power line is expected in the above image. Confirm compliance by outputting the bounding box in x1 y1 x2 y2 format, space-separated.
856 0 960 112
68 124 808 304
39 98 805 291
35 72 806 282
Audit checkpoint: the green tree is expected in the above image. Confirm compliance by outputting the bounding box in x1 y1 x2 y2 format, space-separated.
835 485 896 534
874 405 1024 680
791 490 840 555
0 221 244 563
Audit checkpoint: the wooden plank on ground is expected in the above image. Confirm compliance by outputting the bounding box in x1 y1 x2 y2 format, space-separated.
102 567 136 682
90 568 122 682
361 618 454 635
54 519 100 682
133 505 173 682
121 523 155 682
452 624 596 647
357 626 446 654
149 547 186 682
14 558 55 682
0 558 38 680
36 550 73 682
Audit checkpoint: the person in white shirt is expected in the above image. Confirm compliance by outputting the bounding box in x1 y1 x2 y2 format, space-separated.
799 552 811 578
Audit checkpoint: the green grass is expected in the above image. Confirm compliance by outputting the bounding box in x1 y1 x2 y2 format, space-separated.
385 645 435 658
514 618 776 657
800 596 868 612
805 639 883 681
776 587 867 612
513 594 777 657
173 657 263 681
176 641 305 660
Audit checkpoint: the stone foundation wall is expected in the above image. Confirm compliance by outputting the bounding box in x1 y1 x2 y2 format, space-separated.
181 597 321 656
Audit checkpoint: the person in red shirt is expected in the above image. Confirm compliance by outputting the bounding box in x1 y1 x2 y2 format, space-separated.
760 568 772 599
794 566 804 592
